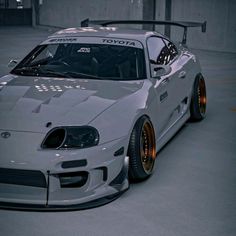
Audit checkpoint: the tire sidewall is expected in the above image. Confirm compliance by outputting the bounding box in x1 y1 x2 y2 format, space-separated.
128 116 156 181
190 74 207 121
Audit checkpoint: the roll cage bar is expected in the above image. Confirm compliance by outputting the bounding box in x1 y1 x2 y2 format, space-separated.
81 19 206 45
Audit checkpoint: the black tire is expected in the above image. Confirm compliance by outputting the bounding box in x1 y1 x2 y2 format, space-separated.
190 74 207 121
128 116 156 181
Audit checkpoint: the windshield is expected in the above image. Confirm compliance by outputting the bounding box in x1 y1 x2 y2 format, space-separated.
12 42 146 80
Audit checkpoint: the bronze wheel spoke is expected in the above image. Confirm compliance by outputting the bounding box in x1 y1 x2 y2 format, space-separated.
198 78 207 116
140 120 156 174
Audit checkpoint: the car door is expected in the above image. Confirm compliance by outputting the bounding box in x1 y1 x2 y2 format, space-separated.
163 38 191 116
147 36 189 138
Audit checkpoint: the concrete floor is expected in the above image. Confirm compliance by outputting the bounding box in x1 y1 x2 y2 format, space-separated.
0 27 236 236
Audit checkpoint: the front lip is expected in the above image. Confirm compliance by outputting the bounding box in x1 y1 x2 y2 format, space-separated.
0 136 130 211
0 190 127 212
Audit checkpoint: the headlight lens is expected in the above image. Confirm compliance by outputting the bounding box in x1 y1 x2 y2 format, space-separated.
41 126 99 149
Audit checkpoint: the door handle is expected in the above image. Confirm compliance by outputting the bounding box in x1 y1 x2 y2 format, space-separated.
178 71 186 79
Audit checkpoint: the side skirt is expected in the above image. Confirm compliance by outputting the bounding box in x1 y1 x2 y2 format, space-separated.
156 110 190 153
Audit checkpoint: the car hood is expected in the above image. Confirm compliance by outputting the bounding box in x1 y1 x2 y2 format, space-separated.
0 75 143 133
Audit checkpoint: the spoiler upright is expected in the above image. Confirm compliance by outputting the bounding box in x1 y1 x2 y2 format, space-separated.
81 19 207 45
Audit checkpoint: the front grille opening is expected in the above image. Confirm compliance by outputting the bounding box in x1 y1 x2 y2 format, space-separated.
59 171 88 188
61 159 87 169
42 128 66 149
0 168 46 188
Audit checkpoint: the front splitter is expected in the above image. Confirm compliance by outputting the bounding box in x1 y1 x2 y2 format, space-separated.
0 189 127 212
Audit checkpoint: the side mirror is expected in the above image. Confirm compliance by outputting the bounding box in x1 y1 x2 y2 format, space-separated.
8 59 18 68
151 64 171 78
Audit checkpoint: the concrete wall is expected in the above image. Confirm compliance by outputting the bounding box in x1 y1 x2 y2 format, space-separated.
23 0 32 8
8 0 17 8
154 0 166 34
38 0 236 52
39 0 143 28
170 0 236 52
5 0 31 8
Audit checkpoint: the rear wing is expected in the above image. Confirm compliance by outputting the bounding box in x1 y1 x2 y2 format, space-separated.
81 19 207 45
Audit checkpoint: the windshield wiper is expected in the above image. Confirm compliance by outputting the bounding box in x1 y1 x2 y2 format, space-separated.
13 66 71 78
13 66 118 80
66 72 136 81
41 69 72 78
65 71 107 80
13 66 41 74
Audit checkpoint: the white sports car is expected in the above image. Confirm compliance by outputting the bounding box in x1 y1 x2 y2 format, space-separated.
0 20 207 210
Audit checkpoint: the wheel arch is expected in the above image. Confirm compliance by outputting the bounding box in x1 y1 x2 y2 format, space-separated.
127 114 155 145
127 114 157 181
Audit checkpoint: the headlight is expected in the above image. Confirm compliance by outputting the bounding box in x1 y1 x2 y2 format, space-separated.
41 126 99 149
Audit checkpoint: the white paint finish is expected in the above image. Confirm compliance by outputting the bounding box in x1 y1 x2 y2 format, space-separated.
0 26 235 236
0 75 143 133
0 132 128 206
0 184 47 204
0 26 202 207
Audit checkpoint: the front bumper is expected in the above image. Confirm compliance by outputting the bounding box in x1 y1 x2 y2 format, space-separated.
0 133 129 211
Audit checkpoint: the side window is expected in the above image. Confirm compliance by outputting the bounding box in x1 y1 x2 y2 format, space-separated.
147 37 170 66
163 39 178 61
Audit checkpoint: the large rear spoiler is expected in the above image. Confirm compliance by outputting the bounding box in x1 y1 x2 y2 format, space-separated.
81 19 207 45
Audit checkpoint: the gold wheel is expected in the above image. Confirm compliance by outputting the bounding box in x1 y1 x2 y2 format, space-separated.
198 78 207 116
190 75 207 121
140 120 156 174
128 116 156 181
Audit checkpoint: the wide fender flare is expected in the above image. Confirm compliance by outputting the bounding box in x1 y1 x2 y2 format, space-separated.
88 80 157 146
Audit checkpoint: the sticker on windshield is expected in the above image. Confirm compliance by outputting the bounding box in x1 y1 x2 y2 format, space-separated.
41 37 143 49
77 47 90 53
102 38 136 47
48 38 77 43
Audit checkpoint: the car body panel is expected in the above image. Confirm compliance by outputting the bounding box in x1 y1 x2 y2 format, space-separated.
0 26 203 210
0 75 143 134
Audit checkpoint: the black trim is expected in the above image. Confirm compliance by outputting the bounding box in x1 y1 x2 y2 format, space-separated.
0 168 46 188
58 171 88 188
114 147 125 156
46 171 50 206
109 165 128 191
41 126 99 150
81 19 207 44
160 91 168 102
0 190 127 212
61 160 87 169
165 0 172 37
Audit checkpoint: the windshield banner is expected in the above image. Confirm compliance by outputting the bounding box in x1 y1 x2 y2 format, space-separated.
41 37 143 49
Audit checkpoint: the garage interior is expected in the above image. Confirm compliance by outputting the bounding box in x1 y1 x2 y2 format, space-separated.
0 0 236 236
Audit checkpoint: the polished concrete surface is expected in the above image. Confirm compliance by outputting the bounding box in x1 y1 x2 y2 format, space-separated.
0 27 235 236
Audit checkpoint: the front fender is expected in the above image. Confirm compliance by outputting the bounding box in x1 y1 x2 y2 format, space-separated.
88 80 156 145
